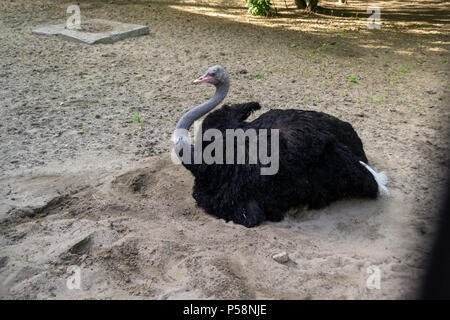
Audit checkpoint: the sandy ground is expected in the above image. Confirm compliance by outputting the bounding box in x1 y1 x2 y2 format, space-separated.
0 0 449 299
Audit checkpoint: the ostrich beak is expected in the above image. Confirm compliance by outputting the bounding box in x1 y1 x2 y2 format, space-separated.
193 74 213 84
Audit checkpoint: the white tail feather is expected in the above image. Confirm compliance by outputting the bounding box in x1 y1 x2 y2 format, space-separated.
359 161 389 196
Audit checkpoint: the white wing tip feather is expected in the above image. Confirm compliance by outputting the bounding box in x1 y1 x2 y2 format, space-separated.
359 161 390 197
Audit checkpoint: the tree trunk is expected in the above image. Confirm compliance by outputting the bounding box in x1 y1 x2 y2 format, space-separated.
294 0 306 9
294 0 318 10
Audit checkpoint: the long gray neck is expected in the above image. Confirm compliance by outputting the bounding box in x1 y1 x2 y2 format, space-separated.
173 78 229 145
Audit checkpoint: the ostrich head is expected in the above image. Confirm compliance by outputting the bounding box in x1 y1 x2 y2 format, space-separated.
173 65 230 149
193 65 228 86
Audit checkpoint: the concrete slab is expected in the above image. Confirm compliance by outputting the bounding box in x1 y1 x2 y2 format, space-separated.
32 19 149 44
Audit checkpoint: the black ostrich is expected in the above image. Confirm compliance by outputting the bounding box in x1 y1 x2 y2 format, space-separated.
173 65 388 228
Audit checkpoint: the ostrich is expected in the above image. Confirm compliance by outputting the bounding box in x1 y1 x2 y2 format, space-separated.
173 65 388 228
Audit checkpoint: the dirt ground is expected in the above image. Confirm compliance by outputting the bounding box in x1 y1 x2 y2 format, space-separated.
0 0 449 299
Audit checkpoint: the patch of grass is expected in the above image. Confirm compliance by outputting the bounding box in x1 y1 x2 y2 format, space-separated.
137 95 143 102
107 144 114 149
386 69 395 76
399 67 409 73
391 77 401 85
442 58 447 63
255 72 265 79
316 97 322 103
134 114 142 122
348 76 357 83
374 97 385 103
396 98 403 104
316 43 329 52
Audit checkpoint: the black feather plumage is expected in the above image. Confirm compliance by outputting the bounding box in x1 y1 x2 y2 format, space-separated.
180 102 379 228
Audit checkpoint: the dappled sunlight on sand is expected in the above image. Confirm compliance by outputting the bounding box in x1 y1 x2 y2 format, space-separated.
165 0 449 54
165 0 449 36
